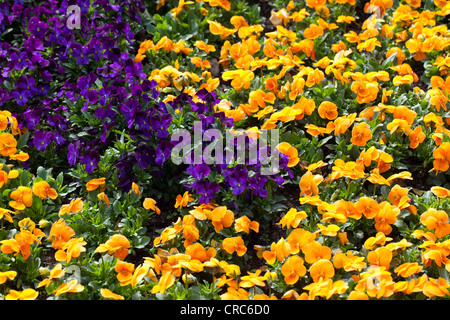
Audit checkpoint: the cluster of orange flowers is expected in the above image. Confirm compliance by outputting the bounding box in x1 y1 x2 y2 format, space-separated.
139 0 450 174
2 0 450 300
125 0 450 300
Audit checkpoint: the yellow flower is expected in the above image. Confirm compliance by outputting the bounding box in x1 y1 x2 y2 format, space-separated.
5 288 38 300
175 191 194 209
316 224 340 237
281 256 306 285
350 122 372 147
0 270 17 284
33 180 58 200
9 186 33 211
222 69 254 91
194 40 216 54
239 269 268 288
37 263 65 288
431 186 450 198
0 133 17 156
95 234 131 260
234 215 259 233
100 288 125 300
310 259 335 283
52 279 84 296
277 208 307 229
151 272 175 295
55 237 87 263
333 251 366 272
208 20 236 39
394 262 423 278
59 198 84 216
222 236 247 256
143 198 161 214
208 0 231 11
357 38 382 52
86 177 106 192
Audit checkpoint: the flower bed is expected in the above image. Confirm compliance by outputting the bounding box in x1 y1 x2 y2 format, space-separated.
1 0 450 300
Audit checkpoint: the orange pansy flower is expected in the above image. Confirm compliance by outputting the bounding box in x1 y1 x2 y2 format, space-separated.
48 218 75 250
143 198 161 214
367 246 392 269
115 260 135 286
100 288 125 300
299 171 323 197
175 191 194 209
302 241 331 264
281 255 306 285
355 196 380 219
431 186 450 198
234 215 259 233
408 126 426 149
95 234 131 260
0 133 17 157
432 142 450 173
210 206 234 233
97 192 110 206
395 262 423 278
9 186 33 211
277 142 300 167
5 288 38 300
59 198 84 215
37 263 65 288
86 177 106 191
310 259 335 282
286 228 316 254
262 238 291 265
52 279 84 296
32 181 58 200
420 208 450 238
194 40 216 54
423 277 450 298
222 236 247 256
351 122 372 147
55 237 87 263
374 202 399 235
318 101 338 120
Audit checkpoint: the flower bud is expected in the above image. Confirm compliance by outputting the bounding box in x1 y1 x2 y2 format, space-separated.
39 219 50 228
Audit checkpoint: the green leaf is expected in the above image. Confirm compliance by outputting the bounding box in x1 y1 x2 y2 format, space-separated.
21 170 31 186
56 172 64 187
36 167 48 181
16 132 30 150
2 188 11 197
135 236 150 249
381 52 397 68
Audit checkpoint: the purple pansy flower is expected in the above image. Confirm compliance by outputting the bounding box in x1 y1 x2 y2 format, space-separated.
72 44 89 65
33 130 52 151
28 16 48 38
67 142 80 167
187 163 211 180
52 130 66 146
193 180 220 204
11 51 28 70
155 141 172 166
12 90 31 106
150 113 172 138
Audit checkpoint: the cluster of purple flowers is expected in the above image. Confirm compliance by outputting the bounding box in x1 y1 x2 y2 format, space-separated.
181 113 294 205
0 0 145 172
186 157 293 206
